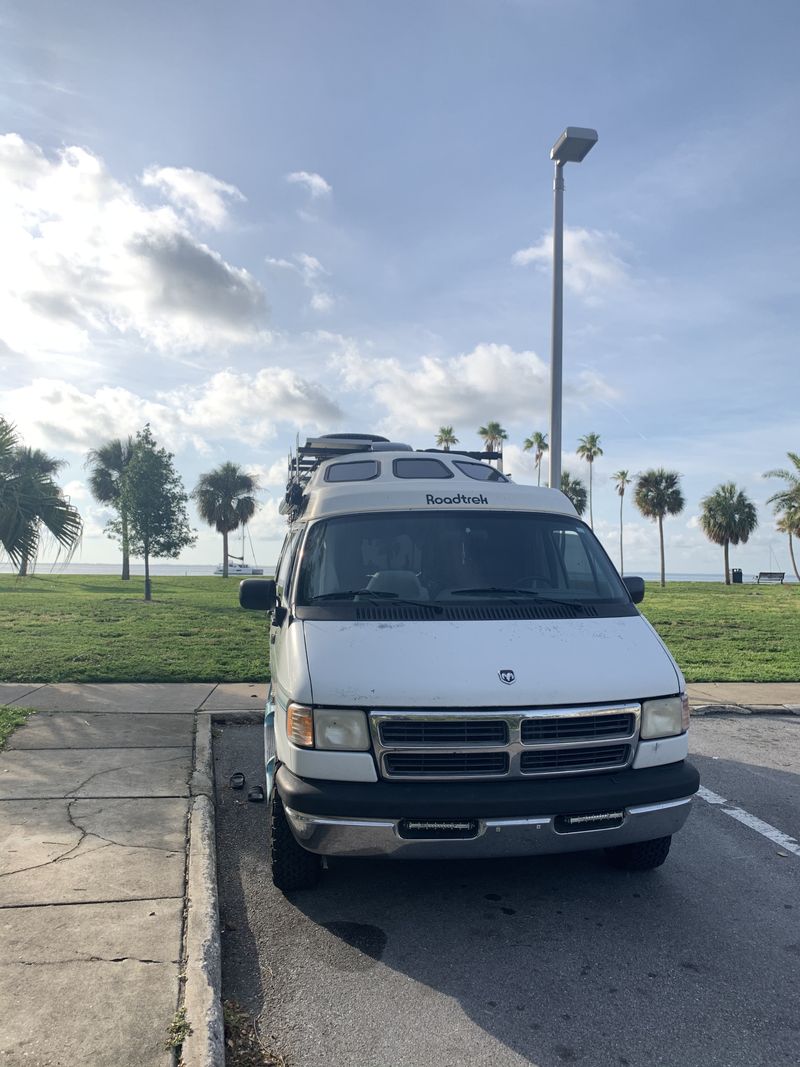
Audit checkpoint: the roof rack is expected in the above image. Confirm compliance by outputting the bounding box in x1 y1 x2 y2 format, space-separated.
279 435 381 518
423 448 502 461
279 435 503 520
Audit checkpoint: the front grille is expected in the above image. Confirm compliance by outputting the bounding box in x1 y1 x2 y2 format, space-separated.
380 720 509 746
521 713 634 743
384 752 509 778
372 703 639 781
520 744 630 774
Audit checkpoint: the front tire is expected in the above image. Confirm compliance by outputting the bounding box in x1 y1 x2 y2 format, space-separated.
269 790 322 892
606 835 672 871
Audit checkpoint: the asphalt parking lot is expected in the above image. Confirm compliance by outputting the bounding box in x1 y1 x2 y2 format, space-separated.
214 715 800 1067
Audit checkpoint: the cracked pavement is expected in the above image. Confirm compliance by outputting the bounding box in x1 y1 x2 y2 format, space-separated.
0 702 199 1066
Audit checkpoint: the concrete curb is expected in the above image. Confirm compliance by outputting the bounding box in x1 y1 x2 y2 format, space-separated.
190 712 215 798
182 715 225 1067
691 703 800 716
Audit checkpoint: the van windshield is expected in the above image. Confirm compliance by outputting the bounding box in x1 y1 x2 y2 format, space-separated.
295 510 629 606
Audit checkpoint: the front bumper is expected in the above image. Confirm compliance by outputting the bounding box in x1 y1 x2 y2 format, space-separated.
276 760 700 859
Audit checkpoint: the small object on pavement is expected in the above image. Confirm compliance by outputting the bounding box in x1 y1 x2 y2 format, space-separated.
230 772 246 790
248 786 265 803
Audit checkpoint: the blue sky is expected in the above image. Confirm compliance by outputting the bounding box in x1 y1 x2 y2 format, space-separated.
1 0 799 574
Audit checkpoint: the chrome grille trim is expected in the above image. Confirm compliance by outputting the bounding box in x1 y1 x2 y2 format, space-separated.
520 744 631 773
385 752 510 778
379 719 509 746
370 703 640 781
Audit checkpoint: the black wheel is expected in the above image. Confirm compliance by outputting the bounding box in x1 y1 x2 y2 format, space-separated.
606 835 672 871
269 789 322 892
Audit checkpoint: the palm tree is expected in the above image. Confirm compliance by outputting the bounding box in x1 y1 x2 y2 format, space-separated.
776 510 800 583
0 418 82 572
699 483 758 584
10 446 69 575
192 462 260 578
612 470 632 575
560 470 588 516
436 426 458 451
634 469 685 587
576 433 603 529
523 431 549 487
86 436 135 580
477 421 508 473
764 452 800 582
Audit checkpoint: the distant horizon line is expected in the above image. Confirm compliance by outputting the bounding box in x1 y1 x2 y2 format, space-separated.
2 562 796 583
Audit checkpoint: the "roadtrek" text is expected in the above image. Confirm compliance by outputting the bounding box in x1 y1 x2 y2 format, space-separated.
425 493 489 505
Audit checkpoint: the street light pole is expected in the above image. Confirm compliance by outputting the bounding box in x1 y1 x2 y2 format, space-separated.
547 127 598 490
549 161 565 490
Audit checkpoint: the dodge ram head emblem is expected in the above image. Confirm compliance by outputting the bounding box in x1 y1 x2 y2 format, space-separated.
498 669 516 685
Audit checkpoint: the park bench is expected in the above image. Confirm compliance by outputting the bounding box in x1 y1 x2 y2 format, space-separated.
755 571 785 584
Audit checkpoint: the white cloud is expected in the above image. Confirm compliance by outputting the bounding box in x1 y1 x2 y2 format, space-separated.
0 133 267 361
310 291 335 313
141 165 245 228
246 495 289 541
295 252 327 281
3 368 344 455
286 170 332 199
512 227 630 302
338 341 620 438
249 458 290 488
266 251 334 312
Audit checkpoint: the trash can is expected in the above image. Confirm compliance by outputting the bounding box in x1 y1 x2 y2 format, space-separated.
732 568 743 584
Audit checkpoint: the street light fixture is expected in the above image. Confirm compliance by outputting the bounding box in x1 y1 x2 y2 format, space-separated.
548 126 598 490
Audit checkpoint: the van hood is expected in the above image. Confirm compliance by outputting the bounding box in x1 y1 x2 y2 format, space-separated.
302 616 681 708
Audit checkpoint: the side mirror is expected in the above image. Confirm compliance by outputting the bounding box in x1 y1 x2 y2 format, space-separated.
623 576 645 604
239 578 277 611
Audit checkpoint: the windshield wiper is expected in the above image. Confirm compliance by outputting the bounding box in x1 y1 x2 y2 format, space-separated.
447 587 587 611
310 589 397 601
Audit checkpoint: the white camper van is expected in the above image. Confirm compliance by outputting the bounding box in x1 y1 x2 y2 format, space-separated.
240 434 699 891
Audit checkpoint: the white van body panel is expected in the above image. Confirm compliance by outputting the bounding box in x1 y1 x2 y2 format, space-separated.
303 615 681 708
273 620 313 709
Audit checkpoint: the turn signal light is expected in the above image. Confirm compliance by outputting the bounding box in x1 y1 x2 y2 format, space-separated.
287 703 314 748
681 692 691 731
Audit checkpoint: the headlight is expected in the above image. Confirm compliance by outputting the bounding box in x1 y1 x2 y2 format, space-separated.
314 708 370 751
641 695 688 739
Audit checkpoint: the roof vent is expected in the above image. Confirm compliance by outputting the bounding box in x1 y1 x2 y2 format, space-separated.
318 433 389 443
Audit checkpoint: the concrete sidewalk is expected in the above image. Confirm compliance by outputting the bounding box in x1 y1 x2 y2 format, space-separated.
0 680 266 714
0 683 264 1066
2 680 799 715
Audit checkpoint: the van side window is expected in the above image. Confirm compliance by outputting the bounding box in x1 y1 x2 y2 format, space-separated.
452 461 508 482
325 460 380 482
393 458 453 479
276 530 301 601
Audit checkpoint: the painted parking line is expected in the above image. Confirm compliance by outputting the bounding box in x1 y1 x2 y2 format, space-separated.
698 785 800 857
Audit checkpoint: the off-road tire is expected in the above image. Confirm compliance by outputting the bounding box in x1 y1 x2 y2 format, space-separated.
606 835 672 871
269 790 322 892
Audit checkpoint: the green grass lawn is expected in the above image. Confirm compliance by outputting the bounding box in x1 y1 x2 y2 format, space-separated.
0 707 34 749
0 574 270 682
0 574 798 683
638 580 800 682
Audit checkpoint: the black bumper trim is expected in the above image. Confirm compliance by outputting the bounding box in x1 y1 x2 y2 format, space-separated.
275 760 700 819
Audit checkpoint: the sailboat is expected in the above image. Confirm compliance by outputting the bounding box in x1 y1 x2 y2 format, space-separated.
214 526 263 576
